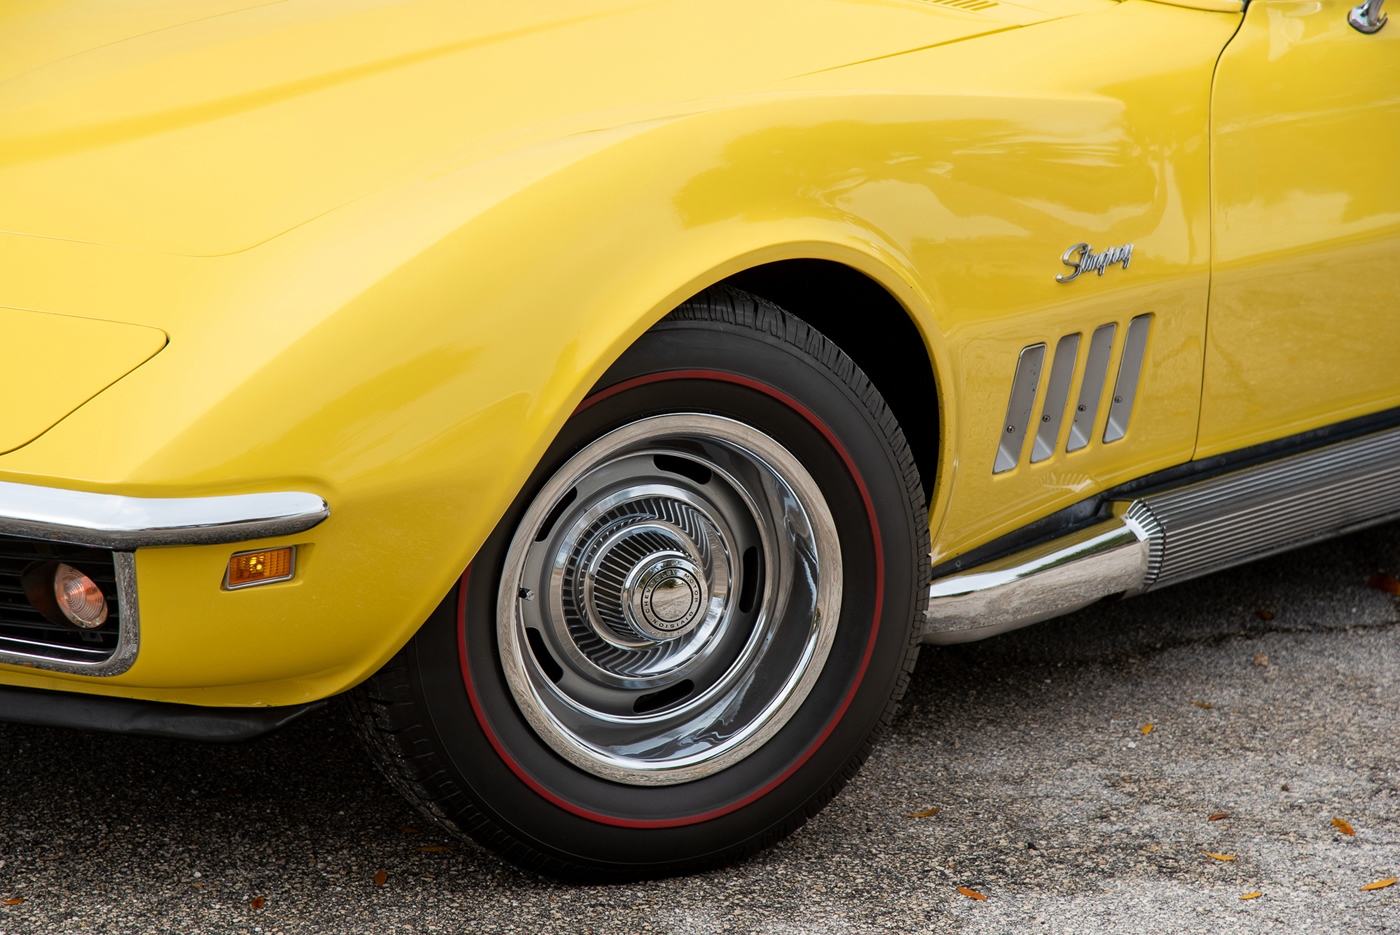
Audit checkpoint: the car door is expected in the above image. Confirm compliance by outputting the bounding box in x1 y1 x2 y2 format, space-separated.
1199 0 1400 457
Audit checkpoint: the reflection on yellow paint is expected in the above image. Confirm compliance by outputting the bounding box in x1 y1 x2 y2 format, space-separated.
1201 0 1400 456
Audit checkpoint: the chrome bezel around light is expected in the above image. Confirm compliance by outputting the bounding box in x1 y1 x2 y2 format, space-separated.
0 481 328 549
222 546 298 591
0 552 141 677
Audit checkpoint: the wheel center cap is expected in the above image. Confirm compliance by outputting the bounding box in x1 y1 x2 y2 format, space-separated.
626 554 707 641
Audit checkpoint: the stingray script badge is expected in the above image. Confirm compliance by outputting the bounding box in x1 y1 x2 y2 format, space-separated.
1056 242 1133 283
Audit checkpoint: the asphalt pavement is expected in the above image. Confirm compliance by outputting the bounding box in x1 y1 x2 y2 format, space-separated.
1 521 1397 934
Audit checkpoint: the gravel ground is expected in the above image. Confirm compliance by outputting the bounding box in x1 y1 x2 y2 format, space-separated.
1 522 1397 934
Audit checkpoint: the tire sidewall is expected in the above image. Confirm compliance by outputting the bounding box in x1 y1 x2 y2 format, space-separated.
409 310 923 876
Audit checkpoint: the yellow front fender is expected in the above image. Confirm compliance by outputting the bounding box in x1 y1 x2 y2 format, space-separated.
0 0 1241 705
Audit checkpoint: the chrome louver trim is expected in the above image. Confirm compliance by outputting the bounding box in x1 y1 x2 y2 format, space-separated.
0 482 329 548
929 423 1400 643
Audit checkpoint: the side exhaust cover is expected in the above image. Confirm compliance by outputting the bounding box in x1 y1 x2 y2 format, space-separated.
926 424 1400 644
924 512 1151 645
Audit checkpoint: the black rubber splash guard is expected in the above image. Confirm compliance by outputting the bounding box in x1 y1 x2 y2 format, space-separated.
0 684 327 742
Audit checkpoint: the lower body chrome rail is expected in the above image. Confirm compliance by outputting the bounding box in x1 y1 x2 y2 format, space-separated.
925 423 1400 643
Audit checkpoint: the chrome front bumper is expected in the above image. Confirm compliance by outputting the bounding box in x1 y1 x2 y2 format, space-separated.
0 481 328 549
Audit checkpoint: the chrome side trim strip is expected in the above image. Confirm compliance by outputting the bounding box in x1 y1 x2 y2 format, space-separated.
1066 323 1116 452
993 343 1046 474
1136 424 1400 591
1103 314 1151 444
0 482 329 548
1031 333 1081 464
0 552 140 677
923 516 1149 644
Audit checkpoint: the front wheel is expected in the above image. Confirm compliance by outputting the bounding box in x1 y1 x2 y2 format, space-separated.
347 287 930 879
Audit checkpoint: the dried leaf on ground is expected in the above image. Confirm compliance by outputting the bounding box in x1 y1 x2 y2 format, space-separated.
373 869 388 887
397 825 421 834
416 846 458 853
1367 573 1400 595
2 898 23 905
250 897 265 909
37 856 60 861
1239 892 1262 900
1360 878 1396 892
1209 813 1230 821
1253 653 1269 667
1255 610 1275 620
906 807 941 818
1191 701 1214 709
1332 818 1356 836
1141 724 1154 735
1281 784 1290 792
1203 852 1237 861
957 887 987 901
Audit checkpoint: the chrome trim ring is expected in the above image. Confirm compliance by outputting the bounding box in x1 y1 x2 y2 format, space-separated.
0 481 328 548
497 413 842 786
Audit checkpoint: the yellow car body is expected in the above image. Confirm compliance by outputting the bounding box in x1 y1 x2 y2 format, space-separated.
1 0 1396 711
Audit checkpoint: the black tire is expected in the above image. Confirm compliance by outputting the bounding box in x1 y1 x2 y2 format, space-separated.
344 286 930 880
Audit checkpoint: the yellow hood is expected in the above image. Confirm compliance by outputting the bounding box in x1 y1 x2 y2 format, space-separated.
0 307 166 454
0 0 1094 257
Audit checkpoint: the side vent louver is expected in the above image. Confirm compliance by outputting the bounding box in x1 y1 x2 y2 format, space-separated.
1067 323 1117 453
992 314 1153 474
993 344 1046 474
1103 315 1152 443
1031 333 1081 464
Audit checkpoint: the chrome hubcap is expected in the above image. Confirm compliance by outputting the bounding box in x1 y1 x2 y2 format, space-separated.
497 413 842 786
626 552 705 640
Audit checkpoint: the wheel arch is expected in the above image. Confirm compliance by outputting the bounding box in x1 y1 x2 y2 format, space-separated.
718 259 941 503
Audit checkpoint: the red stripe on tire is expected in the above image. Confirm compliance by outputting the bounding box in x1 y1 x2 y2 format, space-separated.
458 370 885 828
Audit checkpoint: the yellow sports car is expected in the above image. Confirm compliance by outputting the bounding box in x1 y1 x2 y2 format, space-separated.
1 0 1395 879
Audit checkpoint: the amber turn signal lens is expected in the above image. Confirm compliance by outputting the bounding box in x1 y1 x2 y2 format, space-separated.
226 547 295 589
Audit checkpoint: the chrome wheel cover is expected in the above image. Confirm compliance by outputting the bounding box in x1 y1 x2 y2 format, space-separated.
497 413 842 786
